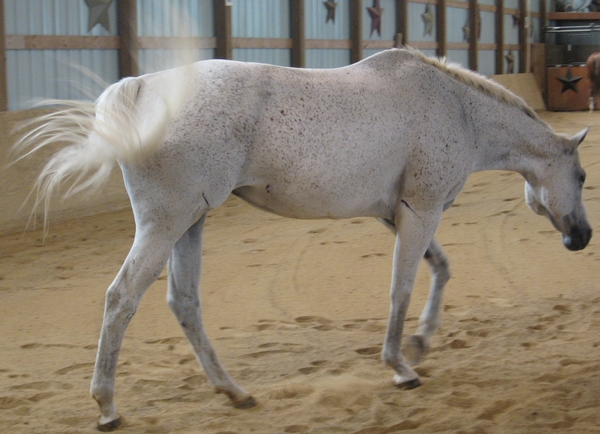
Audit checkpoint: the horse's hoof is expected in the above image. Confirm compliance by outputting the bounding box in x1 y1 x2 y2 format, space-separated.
404 334 428 366
395 378 422 390
233 395 257 409
97 417 122 432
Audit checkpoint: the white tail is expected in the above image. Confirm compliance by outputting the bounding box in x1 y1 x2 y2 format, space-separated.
12 64 192 226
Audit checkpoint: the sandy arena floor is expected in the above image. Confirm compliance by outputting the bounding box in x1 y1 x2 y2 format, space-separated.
1 111 600 433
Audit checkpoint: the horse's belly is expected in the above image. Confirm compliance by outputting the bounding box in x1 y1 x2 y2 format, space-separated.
232 184 391 220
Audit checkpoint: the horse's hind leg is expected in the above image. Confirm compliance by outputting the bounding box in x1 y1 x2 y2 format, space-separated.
404 238 450 365
91 226 178 431
167 214 256 409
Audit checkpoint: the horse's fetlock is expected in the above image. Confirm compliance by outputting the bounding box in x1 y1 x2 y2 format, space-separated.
381 348 400 368
91 381 110 401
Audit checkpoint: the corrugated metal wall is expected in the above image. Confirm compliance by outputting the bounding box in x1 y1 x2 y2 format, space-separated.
4 0 544 109
5 0 119 109
408 2 436 58
232 0 290 66
505 0 522 72
363 0 396 58
137 0 215 74
305 0 350 68
479 0 497 76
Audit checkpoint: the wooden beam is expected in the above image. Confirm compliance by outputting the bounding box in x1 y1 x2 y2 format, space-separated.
233 38 292 49
290 0 305 67
396 0 408 46
5 35 121 50
214 0 232 60
350 0 362 64
495 0 504 74
363 40 395 49
0 0 7 111
410 41 438 50
469 0 478 71
540 0 546 44
117 0 138 78
437 0 447 57
138 36 216 50
547 11 600 20
305 39 351 49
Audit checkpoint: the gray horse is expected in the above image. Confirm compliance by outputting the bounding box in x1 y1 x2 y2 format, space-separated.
15 48 591 430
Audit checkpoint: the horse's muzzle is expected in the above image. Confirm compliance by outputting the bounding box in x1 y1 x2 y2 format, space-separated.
562 224 592 251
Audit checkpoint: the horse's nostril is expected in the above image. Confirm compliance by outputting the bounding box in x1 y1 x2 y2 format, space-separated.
563 224 592 251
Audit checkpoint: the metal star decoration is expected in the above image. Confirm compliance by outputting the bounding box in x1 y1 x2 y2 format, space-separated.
324 1 338 23
85 0 113 32
422 4 435 36
367 0 385 38
512 13 520 27
506 50 515 74
557 67 583 93
463 22 470 42
462 9 481 41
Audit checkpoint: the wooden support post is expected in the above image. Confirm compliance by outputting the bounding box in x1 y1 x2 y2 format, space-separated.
214 0 232 60
437 0 447 57
0 0 7 111
495 0 504 74
540 0 546 44
519 0 528 72
290 0 305 67
396 0 408 46
469 0 478 71
118 0 138 78
350 0 363 64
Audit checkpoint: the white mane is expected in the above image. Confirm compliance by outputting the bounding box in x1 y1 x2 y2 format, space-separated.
403 47 543 124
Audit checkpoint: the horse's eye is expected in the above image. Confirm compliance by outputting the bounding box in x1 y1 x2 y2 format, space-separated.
579 173 586 184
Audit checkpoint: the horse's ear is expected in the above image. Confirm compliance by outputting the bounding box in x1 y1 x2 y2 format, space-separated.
569 127 590 149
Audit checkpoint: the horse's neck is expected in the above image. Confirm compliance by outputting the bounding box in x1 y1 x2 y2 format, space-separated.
467 97 553 176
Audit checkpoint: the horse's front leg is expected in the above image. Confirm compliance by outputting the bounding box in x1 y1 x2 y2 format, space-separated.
404 238 450 365
382 204 442 389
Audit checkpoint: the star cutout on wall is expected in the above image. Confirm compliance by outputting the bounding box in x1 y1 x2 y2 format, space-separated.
506 50 515 74
367 0 385 38
462 9 481 41
512 13 520 27
85 0 113 32
324 1 338 23
558 67 583 93
422 4 435 36
463 22 470 42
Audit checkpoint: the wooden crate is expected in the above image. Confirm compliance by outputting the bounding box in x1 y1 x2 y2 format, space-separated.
547 66 591 111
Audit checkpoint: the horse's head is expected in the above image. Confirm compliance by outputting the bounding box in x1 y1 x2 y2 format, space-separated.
525 128 592 251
